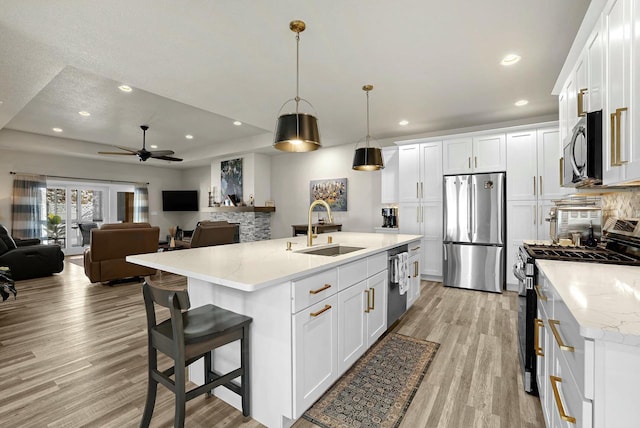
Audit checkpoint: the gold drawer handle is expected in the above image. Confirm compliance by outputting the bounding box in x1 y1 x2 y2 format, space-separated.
534 285 547 301
369 287 375 311
577 88 587 117
309 284 331 295
611 112 617 166
550 375 576 424
616 107 628 165
549 319 575 352
534 318 544 357
310 304 332 317
364 289 371 313
414 261 419 277
559 157 564 186
410 246 421 251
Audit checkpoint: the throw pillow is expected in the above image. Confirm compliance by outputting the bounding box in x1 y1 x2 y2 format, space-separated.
0 238 8 256
0 233 17 250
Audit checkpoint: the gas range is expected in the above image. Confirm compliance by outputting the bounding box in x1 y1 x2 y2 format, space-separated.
522 243 640 265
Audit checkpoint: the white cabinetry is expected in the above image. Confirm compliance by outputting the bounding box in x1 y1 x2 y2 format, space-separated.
292 270 339 417
381 147 399 204
442 133 506 174
506 127 566 286
397 140 443 279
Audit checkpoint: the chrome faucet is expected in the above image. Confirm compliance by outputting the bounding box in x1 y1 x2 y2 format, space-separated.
308 200 333 246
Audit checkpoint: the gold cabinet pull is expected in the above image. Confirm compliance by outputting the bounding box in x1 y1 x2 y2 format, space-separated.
539 176 543 197
414 260 419 277
369 287 375 311
533 206 536 225
474 156 478 168
468 157 471 169
410 246 421 251
364 290 370 313
611 112 618 167
533 176 537 196
616 107 628 165
310 304 332 317
420 181 424 198
550 376 577 424
416 182 419 198
534 318 544 357
549 319 574 352
534 284 547 301
559 157 564 186
309 283 331 295
577 88 587 117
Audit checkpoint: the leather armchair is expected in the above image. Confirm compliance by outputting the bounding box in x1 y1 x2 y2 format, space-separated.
0 225 64 280
178 221 237 248
83 222 159 283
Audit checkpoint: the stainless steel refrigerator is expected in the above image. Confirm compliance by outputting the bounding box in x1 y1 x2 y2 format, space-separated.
443 172 505 293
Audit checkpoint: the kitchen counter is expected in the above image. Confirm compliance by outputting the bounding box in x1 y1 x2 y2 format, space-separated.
128 231 422 292
127 231 421 428
536 259 640 346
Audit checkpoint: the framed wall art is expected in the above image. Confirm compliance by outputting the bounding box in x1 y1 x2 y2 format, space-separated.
221 158 243 201
309 178 348 211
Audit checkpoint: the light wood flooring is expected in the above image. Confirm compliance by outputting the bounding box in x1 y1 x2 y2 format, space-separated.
0 257 544 427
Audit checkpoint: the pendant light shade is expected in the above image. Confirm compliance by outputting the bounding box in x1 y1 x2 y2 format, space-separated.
353 85 384 171
274 20 321 152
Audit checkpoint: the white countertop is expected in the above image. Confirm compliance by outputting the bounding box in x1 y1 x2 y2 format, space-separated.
536 259 640 346
128 232 422 292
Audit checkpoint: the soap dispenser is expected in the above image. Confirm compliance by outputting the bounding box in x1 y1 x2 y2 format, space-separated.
585 221 598 248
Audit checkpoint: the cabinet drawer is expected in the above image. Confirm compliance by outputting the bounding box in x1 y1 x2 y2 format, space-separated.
549 346 592 428
292 269 338 313
408 241 422 259
338 258 368 291
552 298 593 399
367 252 388 277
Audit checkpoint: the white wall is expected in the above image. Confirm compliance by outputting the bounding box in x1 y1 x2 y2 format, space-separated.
270 143 381 239
0 134 184 235
179 165 212 229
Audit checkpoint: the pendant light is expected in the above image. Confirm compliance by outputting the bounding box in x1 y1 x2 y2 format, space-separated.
352 85 384 171
273 20 321 152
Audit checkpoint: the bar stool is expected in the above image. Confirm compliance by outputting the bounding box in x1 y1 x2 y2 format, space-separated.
140 276 252 428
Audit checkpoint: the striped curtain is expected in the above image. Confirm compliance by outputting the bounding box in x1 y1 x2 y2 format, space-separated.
11 174 47 239
133 185 149 223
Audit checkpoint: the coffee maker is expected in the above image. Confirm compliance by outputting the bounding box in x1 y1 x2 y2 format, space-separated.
382 208 398 228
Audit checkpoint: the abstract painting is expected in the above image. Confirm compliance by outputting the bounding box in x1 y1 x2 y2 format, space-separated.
221 158 243 201
310 178 348 211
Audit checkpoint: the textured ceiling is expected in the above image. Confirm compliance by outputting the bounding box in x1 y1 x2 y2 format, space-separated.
0 0 590 167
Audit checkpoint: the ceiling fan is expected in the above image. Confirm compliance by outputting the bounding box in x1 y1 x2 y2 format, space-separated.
98 125 183 162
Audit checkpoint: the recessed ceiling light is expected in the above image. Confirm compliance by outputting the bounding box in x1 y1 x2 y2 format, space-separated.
398 120 409 126
501 54 521 66
78 111 91 116
515 99 529 107
185 134 194 139
118 85 132 93
150 144 158 149
52 127 63 133
233 120 242 126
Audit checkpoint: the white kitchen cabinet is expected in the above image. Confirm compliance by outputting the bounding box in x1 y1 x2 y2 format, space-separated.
442 133 506 174
406 244 422 309
397 140 443 279
293 294 338 417
398 144 421 203
559 89 569 147
336 269 387 376
381 147 399 204
587 22 604 113
506 128 566 201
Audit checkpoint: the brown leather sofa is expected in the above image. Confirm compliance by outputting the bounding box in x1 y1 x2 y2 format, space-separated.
178 221 237 248
84 222 159 283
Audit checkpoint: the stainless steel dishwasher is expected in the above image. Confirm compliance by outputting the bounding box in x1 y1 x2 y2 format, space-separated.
387 244 408 327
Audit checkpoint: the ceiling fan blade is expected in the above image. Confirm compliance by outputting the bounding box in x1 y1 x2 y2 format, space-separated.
98 151 137 155
149 150 175 157
153 155 183 162
113 145 139 153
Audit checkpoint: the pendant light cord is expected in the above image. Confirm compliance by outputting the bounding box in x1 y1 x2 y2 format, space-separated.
365 90 370 148
295 31 300 137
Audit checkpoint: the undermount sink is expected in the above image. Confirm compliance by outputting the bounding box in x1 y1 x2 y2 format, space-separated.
296 245 365 257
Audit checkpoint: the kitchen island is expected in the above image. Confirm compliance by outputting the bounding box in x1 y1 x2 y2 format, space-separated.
128 231 422 428
535 260 640 427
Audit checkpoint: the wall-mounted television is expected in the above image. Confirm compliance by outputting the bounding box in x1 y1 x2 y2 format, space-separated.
162 190 199 211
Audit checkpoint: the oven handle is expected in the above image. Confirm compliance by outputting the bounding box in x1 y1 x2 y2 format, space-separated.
512 263 526 282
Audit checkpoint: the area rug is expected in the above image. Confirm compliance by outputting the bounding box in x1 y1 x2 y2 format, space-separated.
302 333 439 428
67 256 84 268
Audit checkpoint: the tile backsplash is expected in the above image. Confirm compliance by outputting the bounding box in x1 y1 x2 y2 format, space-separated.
601 190 640 223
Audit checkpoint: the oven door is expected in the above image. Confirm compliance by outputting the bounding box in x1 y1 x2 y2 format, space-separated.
514 248 538 395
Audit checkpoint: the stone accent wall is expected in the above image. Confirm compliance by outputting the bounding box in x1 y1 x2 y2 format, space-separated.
208 212 271 242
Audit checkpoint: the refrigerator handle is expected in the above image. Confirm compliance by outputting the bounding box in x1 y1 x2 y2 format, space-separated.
470 181 476 239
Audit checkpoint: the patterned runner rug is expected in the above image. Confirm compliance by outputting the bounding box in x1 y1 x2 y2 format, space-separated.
302 333 439 428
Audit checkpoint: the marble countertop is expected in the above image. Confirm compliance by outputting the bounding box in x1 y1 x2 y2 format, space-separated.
536 259 640 346
128 232 422 292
